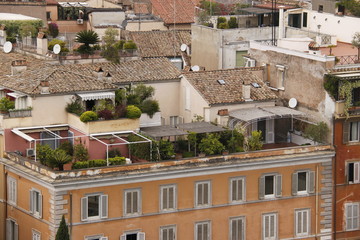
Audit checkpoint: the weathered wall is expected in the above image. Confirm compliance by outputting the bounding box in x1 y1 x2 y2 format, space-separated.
126 21 168 31
0 3 47 22
311 0 336 14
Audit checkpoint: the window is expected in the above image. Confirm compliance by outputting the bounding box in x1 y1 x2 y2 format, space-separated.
302 12 307 27
195 221 211 240
30 189 42 218
160 185 176 211
6 219 18 240
318 5 323 12
7 176 17 205
292 171 315 195
85 235 108 240
120 232 145 240
345 203 359 231
349 122 360 142
124 189 141 215
46 11 51 20
230 177 245 203
276 65 285 90
348 162 360 183
160 225 176 240
81 194 108 221
262 213 277 240
353 87 360 106
229 217 245 240
32 230 41 240
170 116 179 126
195 181 211 207
40 131 60 149
259 174 282 199
295 209 310 236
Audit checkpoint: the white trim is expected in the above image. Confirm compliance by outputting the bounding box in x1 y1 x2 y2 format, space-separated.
262 212 277 240
195 181 211 208
229 177 246 203
160 225 176 240
7 92 26 99
32 229 41 240
124 188 141 216
160 184 177 212
345 202 359 231
195 221 211 240
7 176 17 205
77 92 115 101
229 216 245 240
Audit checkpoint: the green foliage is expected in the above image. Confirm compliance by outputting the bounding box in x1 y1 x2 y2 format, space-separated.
88 159 107 168
19 24 37 38
182 151 195 158
126 105 142 119
6 36 16 43
101 27 120 63
48 39 69 52
324 74 340 99
103 27 119 45
228 17 238 28
36 144 53 166
132 84 155 102
337 0 360 16
246 130 263 151
48 22 59 38
80 111 98 122
115 88 126 105
94 99 114 113
197 10 211 26
199 134 225 155
339 80 360 117
158 140 175 160
59 141 74 156
107 148 121 158
114 40 125 50
128 134 151 160
72 161 89 169
66 98 84 116
217 17 227 28
352 32 360 60
123 40 137 50
75 30 99 54
47 149 72 171
304 121 328 143
219 129 244 153
193 114 204 122
73 143 89 162
109 156 126 165
0 20 43 38
0 97 15 112
187 132 198 155
218 22 229 29
55 215 70 240
140 99 159 118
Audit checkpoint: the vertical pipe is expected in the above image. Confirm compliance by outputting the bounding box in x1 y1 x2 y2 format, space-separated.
278 7 284 39
69 193 73 240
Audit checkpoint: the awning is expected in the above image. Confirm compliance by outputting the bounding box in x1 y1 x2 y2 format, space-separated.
229 106 306 122
238 7 274 15
7 92 26 99
141 125 188 138
176 122 225 134
77 92 115 101
58 2 89 7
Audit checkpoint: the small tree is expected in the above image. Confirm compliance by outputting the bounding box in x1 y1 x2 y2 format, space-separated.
304 121 329 143
187 132 197 155
199 134 225 155
75 30 99 55
48 149 72 171
101 27 120 63
73 143 89 161
48 22 59 38
0 97 15 112
158 140 175 160
246 130 263 151
56 215 70 240
352 32 360 61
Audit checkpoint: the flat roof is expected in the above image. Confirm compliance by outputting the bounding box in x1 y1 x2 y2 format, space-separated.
238 7 274 15
176 122 225 134
0 13 41 21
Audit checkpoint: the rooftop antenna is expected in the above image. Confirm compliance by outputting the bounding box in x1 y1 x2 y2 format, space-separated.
3 41 12 53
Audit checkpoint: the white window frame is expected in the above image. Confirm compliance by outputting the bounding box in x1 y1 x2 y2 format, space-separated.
229 216 245 240
170 116 179 126
349 121 360 142
6 218 18 240
195 181 211 208
160 225 176 240
30 188 42 218
7 176 17 205
85 235 108 240
259 174 282 200
124 188 141 216
160 184 177 212
32 229 41 240
262 213 277 240
81 193 108 221
292 171 315 195
295 209 310 237
345 202 359 231
348 162 360 184
120 231 145 240
195 221 211 240
229 177 245 203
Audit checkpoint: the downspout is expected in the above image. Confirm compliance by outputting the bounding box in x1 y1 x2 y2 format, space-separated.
69 192 73 240
316 164 319 238
333 117 337 240
4 171 8 240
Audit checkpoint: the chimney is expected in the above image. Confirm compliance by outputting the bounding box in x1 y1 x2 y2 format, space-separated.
11 60 27 75
39 80 50 94
104 72 112 83
242 82 252 101
278 6 285 39
93 67 104 80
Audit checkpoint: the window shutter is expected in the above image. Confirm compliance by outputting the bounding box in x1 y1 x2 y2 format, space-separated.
39 193 43 218
101 195 108 218
309 171 315 194
259 176 265 199
126 192 131 214
275 175 282 197
14 222 18 240
100 237 108 240
354 204 359 229
354 162 360 183
169 187 174 209
138 232 145 240
29 190 33 213
343 121 350 144
204 183 209 205
292 173 298 195
81 197 88 221
163 188 168 209
120 234 126 240
6 219 11 240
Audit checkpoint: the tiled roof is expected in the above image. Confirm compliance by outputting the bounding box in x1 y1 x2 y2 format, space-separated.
129 30 191 58
182 68 277 105
151 0 195 24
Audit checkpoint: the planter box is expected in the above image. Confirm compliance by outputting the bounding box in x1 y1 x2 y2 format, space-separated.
68 113 140 134
9 109 32 118
139 112 161 127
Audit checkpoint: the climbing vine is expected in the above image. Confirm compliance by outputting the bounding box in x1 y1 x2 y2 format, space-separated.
339 80 360 118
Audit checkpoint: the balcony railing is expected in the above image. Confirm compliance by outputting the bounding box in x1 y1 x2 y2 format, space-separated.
8 109 32 118
336 55 358 65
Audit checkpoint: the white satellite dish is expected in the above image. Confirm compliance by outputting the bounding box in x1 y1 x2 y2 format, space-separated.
3 41 12 53
191 65 200 72
180 43 187 52
289 98 298 108
53 44 61 54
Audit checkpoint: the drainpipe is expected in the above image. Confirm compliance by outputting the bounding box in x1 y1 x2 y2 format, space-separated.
70 193 73 240
4 171 8 240
316 164 319 238
333 117 337 240
278 6 285 39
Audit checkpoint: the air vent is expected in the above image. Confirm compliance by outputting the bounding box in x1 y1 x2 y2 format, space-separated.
26 148 35 157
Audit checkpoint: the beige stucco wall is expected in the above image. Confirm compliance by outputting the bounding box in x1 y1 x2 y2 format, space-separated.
45 5 58 22
0 3 47 22
57 20 88 34
126 21 168 31
89 11 126 27
0 164 5 240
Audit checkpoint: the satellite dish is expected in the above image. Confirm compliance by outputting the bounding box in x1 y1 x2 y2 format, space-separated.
3 41 12 53
180 44 187 52
53 44 61 54
191 65 200 72
289 98 298 108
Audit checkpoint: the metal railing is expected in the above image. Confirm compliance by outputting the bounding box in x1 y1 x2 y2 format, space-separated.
335 55 358 65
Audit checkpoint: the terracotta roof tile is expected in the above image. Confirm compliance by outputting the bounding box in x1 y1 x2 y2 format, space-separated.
182 68 277 105
129 30 191 58
151 0 195 24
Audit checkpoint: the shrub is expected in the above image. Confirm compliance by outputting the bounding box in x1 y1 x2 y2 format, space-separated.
109 156 126 165
123 40 137 50
228 17 238 28
48 39 68 52
199 134 225 155
140 99 159 118
48 22 59 38
107 148 121 158
88 159 107 168
80 111 98 122
66 98 84 116
158 140 175 160
98 109 113 120
0 97 15 112
73 143 89 161
218 22 229 29
36 144 53 166
182 151 195 158
114 104 126 118
247 130 263 151
72 161 89 169
304 121 329 143
217 17 227 28
6 36 16 43
114 40 125 50
128 133 158 161
59 141 73 156
47 149 72 171
126 105 141 119
75 30 99 55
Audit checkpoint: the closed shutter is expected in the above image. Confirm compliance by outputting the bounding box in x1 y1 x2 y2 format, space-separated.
126 192 132 214
6 219 11 240
275 175 282 197
29 190 33 213
354 204 359 229
309 171 315 193
259 176 265 199
101 195 108 218
14 223 18 240
138 232 145 240
133 191 139 213
163 188 168 209
204 183 209 205
81 197 88 221
355 162 360 183
38 193 43 218
292 173 298 195
169 187 174 209
343 120 350 144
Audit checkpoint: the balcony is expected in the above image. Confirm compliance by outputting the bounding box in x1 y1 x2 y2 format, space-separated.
8 108 32 118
